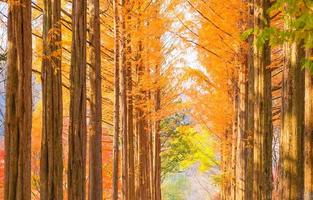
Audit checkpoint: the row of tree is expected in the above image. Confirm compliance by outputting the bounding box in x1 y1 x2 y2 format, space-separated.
4 0 166 199
218 0 313 199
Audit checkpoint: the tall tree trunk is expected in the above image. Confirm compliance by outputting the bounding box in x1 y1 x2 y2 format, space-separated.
88 0 102 197
154 65 162 200
246 1 254 199
279 40 305 200
4 0 32 199
112 0 120 198
120 1 129 198
68 0 87 198
304 49 313 200
253 0 272 199
220 128 232 200
236 2 255 199
40 0 63 198
231 80 238 200
135 37 150 199
235 52 248 200
126 10 135 200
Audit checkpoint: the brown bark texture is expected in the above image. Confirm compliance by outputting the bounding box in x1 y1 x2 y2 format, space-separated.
112 0 120 198
88 0 103 197
40 0 63 198
4 0 32 199
279 41 305 200
304 49 313 200
253 0 273 199
68 0 87 198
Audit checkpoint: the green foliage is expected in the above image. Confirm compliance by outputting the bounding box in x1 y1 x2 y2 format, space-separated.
240 28 254 41
248 0 313 71
302 58 313 73
161 114 218 178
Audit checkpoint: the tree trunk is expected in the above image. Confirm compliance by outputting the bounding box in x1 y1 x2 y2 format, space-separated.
112 0 120 198
4 0 32 199
279 41 305 200
40 0 63 198
253 0 273 199
246 1 254 199
126 10 135 200
121 8 129 200
231 80 238 200
135 36 150 199
154 65 162 200
235 51 248 200
220 128 232 200
88 0 102 198
304 49 313 200
68 0 87 198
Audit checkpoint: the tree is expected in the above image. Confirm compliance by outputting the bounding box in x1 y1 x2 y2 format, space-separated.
125 4 135 199
253 0 273 199
88 0 103 198
305 49 313 200
112 0 120 199
153 65 161 200
4 0 32 199
40 0 63 198
279 30 305 200
68 0 87 198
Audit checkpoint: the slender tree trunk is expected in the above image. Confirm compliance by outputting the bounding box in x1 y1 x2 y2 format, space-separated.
236 2 255 199
235 52 248 200
4 0 32 199
220 128 232 200
112 0 120 198
231 80 238 200
40 0 63 198
126 10 135 200
120 1 130 198
121 6 129 199
154 65 162 200
279 40 305 200
253 0 273 200
68 0 87 198
145 91 152 200
246 1 254 199
88 0 102 197
304 49 313 200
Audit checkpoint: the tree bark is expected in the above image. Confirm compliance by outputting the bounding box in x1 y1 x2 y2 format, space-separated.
112 0 120 198
279 41 305 200
88 0 102 198
120 1 129 198
126 9 135 200
246 1 254 199
230 80 238 200
253 0 273 200
304 49 313 200
68 0 87 198
153 65 162 200
235 51 248 200
4 0 32 199
40 0 63 198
